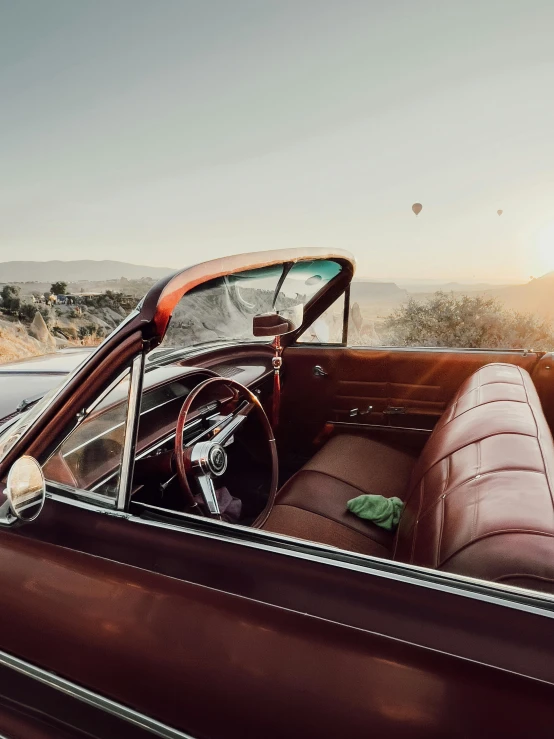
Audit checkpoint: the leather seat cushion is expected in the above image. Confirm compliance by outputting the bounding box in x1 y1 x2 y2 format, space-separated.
394 363 554 591
263 435 417 557
302 434 417 499
265 363 554 592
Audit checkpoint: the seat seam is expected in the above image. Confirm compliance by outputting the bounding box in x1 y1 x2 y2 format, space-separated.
494 573 554 584
449 374 523 407
436 492 445 568
518 364 554 510
409 477 425 564
440 396 527 428
471 465 481 543
437 529 554 568
410 428 539 491
416 468 546 522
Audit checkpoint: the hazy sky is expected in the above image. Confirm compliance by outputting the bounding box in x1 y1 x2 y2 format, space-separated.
2 0 554 280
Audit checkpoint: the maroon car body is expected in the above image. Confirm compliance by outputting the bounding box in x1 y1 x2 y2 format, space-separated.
0 248 553 739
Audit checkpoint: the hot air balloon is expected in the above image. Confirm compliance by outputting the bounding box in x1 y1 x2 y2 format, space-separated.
497 209 503 216
412 203 422 216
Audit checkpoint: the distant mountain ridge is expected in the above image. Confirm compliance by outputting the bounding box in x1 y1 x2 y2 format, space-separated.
0 260 174 283
480 271 554 318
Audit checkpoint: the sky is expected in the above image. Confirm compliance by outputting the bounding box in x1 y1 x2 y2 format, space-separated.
2 0 554 281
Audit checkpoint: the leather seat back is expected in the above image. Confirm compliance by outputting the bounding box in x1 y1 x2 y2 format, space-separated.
394 364 554 592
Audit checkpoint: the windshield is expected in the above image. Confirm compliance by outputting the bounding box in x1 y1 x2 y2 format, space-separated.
161 260 342 348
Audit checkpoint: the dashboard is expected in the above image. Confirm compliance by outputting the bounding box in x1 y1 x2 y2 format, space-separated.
42 345 274 496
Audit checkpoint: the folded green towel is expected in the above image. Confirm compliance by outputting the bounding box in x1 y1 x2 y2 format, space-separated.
347 494 404 531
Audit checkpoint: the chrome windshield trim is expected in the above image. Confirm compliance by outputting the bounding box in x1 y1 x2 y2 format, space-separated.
118 353 144 510
0 646 195 739
84 365 132 416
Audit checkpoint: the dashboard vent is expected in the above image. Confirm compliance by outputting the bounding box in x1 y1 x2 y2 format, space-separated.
216 364 244 379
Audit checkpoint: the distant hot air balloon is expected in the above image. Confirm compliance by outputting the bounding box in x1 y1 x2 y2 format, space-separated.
412 203 422 216
497 209 503 216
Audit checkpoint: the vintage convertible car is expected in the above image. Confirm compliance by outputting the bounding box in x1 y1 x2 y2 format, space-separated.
0 248 553 738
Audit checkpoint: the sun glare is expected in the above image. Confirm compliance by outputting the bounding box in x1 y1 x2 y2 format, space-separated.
533 220 554 276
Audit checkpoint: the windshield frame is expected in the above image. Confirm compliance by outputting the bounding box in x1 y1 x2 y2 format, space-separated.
0 250 354 477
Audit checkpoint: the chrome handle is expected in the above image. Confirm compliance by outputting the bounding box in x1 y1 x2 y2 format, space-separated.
350 405 373 418
383 406 406 415
313 365 328 377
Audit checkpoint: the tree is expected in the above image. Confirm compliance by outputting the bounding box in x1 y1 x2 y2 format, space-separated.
0 285 21 312
18 303 37 322
50 281 68 296
382 291 554 351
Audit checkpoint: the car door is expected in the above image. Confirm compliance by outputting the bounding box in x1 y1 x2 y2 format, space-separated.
279 343 544 453
4 494 554 738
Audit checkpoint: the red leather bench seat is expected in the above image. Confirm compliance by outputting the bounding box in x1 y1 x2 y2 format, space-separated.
394 363 554 592
264 363 554 592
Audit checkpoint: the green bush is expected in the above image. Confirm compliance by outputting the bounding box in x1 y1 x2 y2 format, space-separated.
0 285 21 313
17 303 50 323
382 292 554 351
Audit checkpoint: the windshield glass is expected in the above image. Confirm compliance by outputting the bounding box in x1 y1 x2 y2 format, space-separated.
161 259 342 348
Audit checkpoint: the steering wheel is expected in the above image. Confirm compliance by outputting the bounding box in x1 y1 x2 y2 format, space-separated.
174 377 278 527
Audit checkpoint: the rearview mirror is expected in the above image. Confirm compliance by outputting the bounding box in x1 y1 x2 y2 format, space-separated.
252 304 304 337
0 456 45 525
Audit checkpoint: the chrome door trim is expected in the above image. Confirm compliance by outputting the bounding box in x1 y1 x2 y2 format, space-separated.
125 507 554 619
290 344 540 356
47 484 554 619
118 353 145 510
331 421 432 434
0 647 195 739
45 478 554 619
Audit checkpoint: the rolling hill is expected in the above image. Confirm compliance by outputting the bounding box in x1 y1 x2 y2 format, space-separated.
481 272 554 318
0 260 174 283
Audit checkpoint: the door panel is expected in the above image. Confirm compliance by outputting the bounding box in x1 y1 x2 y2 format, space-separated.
280 345 540 450
6 502 554 738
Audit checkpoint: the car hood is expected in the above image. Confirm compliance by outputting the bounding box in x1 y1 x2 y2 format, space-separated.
0 348 94 375
0 348 94 422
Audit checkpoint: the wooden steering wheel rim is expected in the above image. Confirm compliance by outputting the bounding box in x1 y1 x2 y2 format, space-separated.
174 376 279 527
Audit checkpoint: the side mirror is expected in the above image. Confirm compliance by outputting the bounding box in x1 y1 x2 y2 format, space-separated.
0 456 45 525
252 304 304 337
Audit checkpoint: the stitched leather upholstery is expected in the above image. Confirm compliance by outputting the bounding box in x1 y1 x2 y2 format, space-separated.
394 363 554 591
265 363 554 591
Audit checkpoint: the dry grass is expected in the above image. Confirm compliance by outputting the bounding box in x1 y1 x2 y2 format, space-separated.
0 320 48 364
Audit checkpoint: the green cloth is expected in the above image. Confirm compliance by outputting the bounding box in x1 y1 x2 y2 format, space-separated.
347 494 404 531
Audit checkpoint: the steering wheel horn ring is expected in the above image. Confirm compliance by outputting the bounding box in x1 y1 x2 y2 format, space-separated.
175 376 278 526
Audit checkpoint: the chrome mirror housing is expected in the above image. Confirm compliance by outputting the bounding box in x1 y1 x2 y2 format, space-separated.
0 456 45 525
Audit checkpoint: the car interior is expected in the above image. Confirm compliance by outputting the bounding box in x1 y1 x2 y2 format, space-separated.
37 257 554 596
